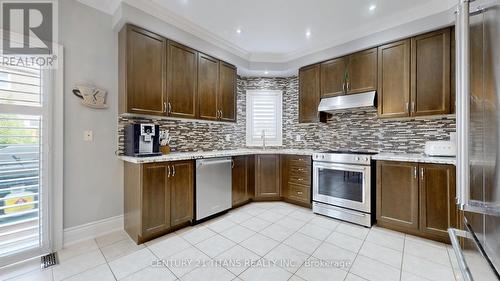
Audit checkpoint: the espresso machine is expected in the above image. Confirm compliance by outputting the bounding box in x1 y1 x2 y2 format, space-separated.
124 123 161 157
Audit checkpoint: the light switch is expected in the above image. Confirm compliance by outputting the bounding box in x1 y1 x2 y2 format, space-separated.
84 130 93 141
295 135 302 141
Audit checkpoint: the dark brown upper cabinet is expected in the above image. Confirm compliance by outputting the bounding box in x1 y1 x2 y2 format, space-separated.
377 39 411 118
167 41 198 119
119 24 237 122
346 48 377 94
320 57 346 98
119 25 166 116
219 62 237 122
299 64 320 123
411 28 451 116
197 53 219 121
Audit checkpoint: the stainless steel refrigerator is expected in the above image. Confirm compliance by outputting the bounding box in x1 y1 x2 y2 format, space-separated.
452 0 500 280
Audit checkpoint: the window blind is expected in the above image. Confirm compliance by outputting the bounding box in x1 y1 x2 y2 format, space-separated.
246 90 282 146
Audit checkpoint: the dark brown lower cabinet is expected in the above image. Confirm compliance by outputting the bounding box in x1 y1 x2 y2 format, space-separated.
254 155 281 199
232 156 249 207
376 161 458 243
124 160 194 244
281 155 312 207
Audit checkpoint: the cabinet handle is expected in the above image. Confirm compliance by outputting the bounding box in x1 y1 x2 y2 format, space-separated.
342 82 346 93
172 165 176 177
411 101 415 112
163 102 167 113
168 102 172 114
413 167 417 179
297 178 303 181
220 110 223 119
297 191 303 195
420 168 424 180
346 81 350 92
406 102 409 113
231 160 234 168
167 165 171 178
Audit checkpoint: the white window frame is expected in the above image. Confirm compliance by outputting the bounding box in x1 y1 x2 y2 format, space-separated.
246 90 283 147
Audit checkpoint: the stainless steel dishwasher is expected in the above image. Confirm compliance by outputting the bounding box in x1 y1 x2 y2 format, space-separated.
195 157 232 220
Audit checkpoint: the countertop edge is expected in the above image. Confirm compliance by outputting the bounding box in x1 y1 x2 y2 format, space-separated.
372 154 456 165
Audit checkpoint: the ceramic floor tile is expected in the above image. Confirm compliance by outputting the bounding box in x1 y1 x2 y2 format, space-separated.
120 266 176 281
241 206 267 216
311 242 356 271
358 241 402 269
239 259 293 281
283 232 322 255
220 225 256 243
287 209 315 222
325 231 364 253
0 259 44 280
63 264 115 281
178 226 217 245
308 216 341 231
335 223 370 240
95 230 130 248
365 227 405 252
53 249 106 281
344 273 369 281
270 206 296 216
298 223 333 241
401 271 434 281
225 212 253 224
260 223 295 242
255 210 285 223
57 239 100 262
350 255 401 281
215 245 260 276
294 258 348 281
264 244 309 274
205 218 238 233
275 217 307 231
240 233 280 256
404 239 453 266
288 275 306 281
180 265 235 281
5 268 53 281
147 233 192 258
402 254 455 281
100 238 145 262
164 246 212 278
195 234 236 258
405 235 448 249
108 248 156 280
240 217 272 232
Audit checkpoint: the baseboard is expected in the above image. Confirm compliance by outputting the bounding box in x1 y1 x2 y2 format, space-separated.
63 215 124 247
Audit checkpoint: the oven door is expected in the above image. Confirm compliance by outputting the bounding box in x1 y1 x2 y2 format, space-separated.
313 161 371 213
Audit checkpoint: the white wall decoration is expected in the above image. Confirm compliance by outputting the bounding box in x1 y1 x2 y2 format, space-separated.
72 84 108 109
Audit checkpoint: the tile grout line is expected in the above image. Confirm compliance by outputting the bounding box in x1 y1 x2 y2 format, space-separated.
399 234 406 281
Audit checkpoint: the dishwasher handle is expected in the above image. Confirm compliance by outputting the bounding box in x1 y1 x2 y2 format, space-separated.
196 158 233 167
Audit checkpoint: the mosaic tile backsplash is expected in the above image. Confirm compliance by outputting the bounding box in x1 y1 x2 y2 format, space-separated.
118 76 455 154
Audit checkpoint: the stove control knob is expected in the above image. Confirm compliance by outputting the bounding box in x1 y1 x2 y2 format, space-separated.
322 155 325 159
355 157 360 161
365 157 369 162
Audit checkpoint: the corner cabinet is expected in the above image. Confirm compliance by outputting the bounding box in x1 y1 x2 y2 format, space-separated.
254 155 281 199
119 24 237 122
119 25 166 116
124 160 194 244
299 64 320 123
376 161 458 243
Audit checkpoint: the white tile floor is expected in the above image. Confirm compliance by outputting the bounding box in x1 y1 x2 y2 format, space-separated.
0 202 462 281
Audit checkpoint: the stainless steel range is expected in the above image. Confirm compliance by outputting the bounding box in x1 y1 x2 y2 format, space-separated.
312 151 376 227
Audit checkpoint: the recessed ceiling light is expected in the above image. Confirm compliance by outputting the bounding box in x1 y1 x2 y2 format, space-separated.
306 30 311 38
369 4 376 11
264 70 269 75
236 28 242 34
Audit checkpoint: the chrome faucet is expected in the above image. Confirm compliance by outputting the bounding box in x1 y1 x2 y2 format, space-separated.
261 130 266 150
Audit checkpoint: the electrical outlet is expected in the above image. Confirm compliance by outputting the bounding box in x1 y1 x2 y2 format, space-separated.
295 135 302 141
225 135 231 141
83 130 93 142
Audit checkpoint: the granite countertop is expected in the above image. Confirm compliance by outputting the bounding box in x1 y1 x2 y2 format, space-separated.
372 153 456 165
119 148 318 163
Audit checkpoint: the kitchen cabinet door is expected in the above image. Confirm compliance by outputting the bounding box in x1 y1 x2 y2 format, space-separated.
419 164 456 239
142 163 170 237
232 156 248 207
299 64 320 123
255 155 281 199
198 53 219 121
218 62 237 122
170 161 194 227
167 41 198 118
376 161 419 230
411 28 451 116
377 39 411 118
320 57 347 97
119 25 166 116
347 48 377 94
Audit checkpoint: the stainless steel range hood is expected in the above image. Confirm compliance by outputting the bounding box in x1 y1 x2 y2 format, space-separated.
318 91 376 113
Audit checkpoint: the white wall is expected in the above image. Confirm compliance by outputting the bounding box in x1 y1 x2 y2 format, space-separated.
59 0 123 228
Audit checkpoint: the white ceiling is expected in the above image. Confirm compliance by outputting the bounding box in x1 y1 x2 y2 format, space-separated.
78 0 457 74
